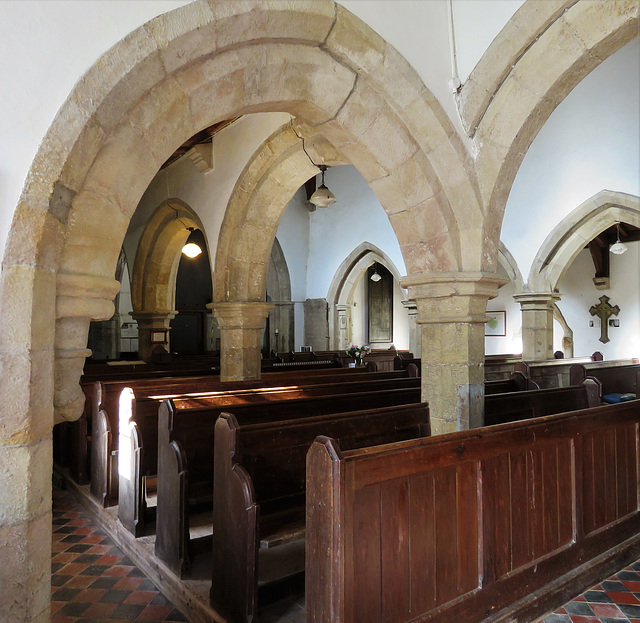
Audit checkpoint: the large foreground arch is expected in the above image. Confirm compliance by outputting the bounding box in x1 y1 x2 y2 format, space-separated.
0 2 482 619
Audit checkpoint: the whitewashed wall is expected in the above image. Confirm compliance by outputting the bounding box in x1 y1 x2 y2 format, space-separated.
502 38 640 283
306 165 407 299
557 245 640 360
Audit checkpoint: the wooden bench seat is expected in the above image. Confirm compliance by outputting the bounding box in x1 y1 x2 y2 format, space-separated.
484 383 601 426
306 400 640 623
570 362 640 403
122 382 422 539
90 367 414 506
211 402 430 623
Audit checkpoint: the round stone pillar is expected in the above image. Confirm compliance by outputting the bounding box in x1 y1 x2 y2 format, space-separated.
131 311 177 362
514 292 561 361
402 272 507 435
211 302 273 381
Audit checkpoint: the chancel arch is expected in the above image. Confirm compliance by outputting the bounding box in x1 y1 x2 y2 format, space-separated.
326 242 406 351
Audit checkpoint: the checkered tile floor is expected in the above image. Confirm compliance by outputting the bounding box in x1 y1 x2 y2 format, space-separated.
52 487 187 622
541 562 640 623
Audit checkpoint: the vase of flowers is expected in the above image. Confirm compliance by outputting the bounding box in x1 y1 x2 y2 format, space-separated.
346 344 371 367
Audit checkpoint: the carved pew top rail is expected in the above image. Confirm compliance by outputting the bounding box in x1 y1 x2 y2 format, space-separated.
306 400 640 623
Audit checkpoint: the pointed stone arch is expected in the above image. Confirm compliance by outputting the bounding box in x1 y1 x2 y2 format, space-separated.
528 190 640 292
326 242 406 349
465 0 639 269
0 4 482 612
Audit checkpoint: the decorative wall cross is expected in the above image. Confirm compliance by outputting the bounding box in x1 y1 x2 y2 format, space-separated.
589 295 620 344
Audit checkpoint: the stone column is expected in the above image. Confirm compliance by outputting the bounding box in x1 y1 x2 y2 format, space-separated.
131 311 177 362
212 302 273 381
335 304 350 351
56 273 121 423
402 272 507 435
401 300 420 357
514 292 561 361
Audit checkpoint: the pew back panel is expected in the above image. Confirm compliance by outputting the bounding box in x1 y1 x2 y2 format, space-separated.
484 384 599 426
212 403 430 623
306 400 640 623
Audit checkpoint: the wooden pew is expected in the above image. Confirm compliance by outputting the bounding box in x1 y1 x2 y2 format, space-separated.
484 383 601 426
91 367 414 506
570 362 640 403
121 382 422 537
483 370 539 395
513 353 632 389
306 400 640 623
211 403 430 623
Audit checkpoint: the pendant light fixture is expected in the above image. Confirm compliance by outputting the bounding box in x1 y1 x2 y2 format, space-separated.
370 262 382 282
182 233 202 258
309 165 337 209
610 222 628 255
291 120 338 209
175 211 203 258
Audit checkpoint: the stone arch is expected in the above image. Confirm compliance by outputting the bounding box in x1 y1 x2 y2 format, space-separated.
326 242 405 349
528 190 640 292
131 200 208 315
497 242 524 293
0 3 509 613
130 200 209 359
465 0 639 268
2 1 484 424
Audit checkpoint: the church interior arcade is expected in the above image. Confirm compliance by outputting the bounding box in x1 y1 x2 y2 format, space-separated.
0 1 638 622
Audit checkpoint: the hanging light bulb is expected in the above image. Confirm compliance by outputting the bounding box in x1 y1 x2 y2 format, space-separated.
182 241 202 258
610 222 628 255
181 225 202 258
309 165 337 208
370 263 382 282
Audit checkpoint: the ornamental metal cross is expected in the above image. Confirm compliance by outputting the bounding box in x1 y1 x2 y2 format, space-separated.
589 295 620 344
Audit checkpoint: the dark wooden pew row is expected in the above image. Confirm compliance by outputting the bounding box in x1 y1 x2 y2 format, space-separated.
514 353 635 389
90 367 417 506
483 370 539 395
306 399 640 623
484 382 601 426
121 382 423 539
570 362 640 403
394 353 525 381
211 403 431 623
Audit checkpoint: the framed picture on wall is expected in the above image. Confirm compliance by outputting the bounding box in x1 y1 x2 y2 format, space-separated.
485 311 506 337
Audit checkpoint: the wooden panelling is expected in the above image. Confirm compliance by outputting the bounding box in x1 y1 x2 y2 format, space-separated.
307 401 640 623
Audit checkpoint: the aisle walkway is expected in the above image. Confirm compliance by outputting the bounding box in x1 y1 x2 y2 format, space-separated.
52 485 640 622
51 487 187 623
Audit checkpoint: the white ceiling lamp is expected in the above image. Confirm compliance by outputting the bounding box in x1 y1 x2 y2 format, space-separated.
370 262 382 282
182 236 203 259
610 222 628 255
290 121 338 209
309 165 337 209
175 211 203 258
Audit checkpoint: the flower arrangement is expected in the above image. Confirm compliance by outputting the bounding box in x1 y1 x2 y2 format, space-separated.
346 344 371 366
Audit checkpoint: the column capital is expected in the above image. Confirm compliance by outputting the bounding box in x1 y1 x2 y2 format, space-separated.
209 301 274 330
513 291 562 308
131 310 177 325
401 271 508 324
